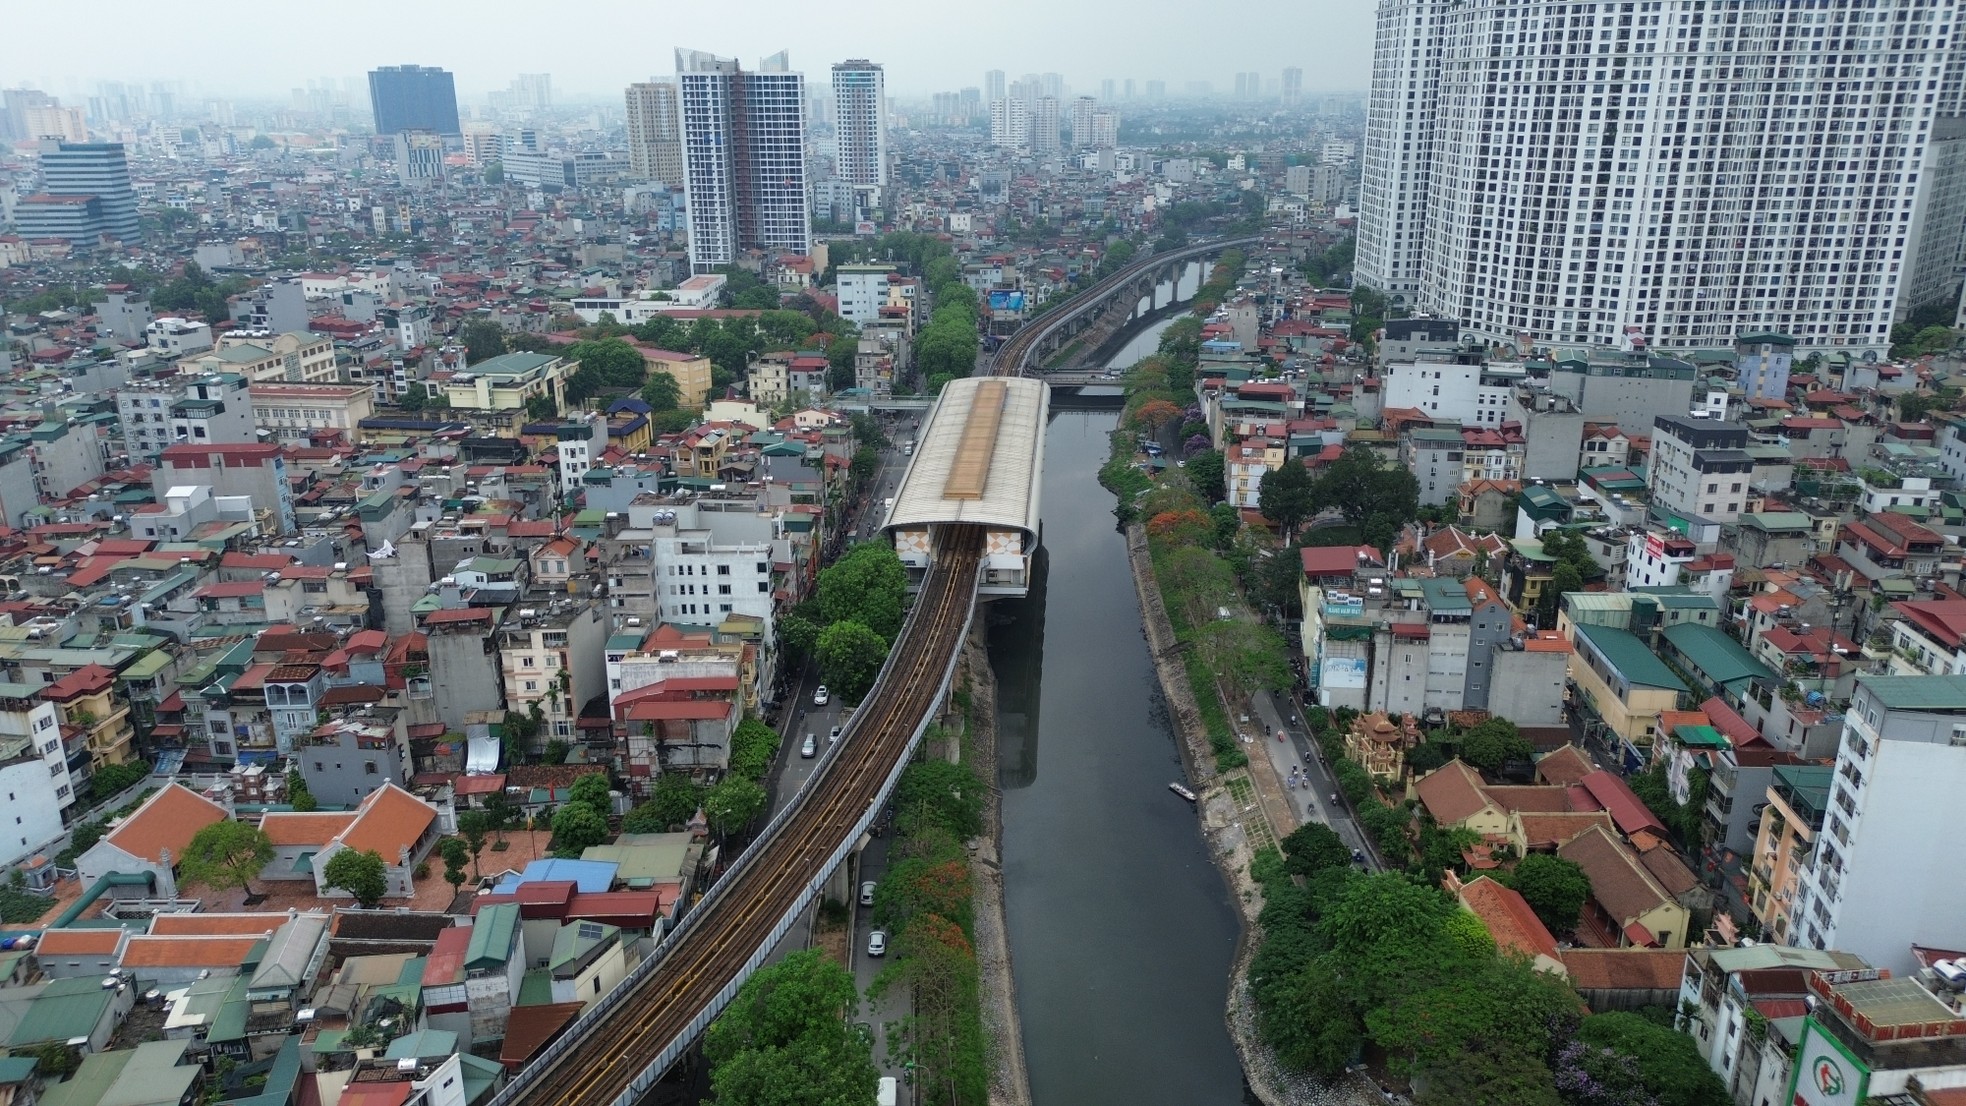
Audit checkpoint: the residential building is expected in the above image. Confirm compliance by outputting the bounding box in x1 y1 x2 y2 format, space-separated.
624 81 685 184
1676 944 1869 1097
1569 622 1690 759
42 663 135 778
248 384 374 444
1786 675 1966 975
0 729 62 868
1736 333 1797 402
180 330 337 384
1029 96 1061 155
1745 763 1832 944
1648 416 1754 526
1357 0 1964 356
832 60 887 213
368 65 460 135
151 443 295 534
836 264 896 328
443 352 572 414
145 317 212 356
17 141 139 243
636 348 712 409
24 417 103 501
296 715 412 808
0 682 74 822
1836 509 1946 585
676 49 810 272
1887 598 1966 677
393 130 446 184
1381 350 1522 427
609 633 744 782
499 603 607 750
650 504 779 632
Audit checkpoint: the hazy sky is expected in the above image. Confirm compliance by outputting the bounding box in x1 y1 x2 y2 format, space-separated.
5 0 1374 102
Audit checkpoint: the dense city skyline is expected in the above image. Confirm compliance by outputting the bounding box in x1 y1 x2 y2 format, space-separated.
1 0 1374 100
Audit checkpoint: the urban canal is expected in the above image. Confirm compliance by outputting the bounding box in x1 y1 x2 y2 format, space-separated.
989 295 1248 1105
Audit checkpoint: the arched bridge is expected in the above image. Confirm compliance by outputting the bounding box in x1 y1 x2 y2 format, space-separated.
491 237 1255 1106
993 235 1262 376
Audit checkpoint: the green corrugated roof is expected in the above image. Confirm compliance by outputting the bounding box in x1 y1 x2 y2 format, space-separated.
1662 622 1775 692
518 969 554 1006
1420 577 1471 613
1575 623 1688 692
1861 674 1966 711
466 902 520 969
6 975 118 1047
1672 724 1729 750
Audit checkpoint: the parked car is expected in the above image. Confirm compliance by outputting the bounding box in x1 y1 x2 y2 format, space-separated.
867 930 887 957
813 685 830 705
829 724 843 744
801 733 817 758
860 880 877 906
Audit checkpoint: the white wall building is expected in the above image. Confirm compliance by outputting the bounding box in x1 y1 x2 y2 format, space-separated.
677 48 810 272
831 59 887 213
1357 0 1966 356
835 264 894 328
1380 352 1523 426
1786 674 1966 976
648 505 780 631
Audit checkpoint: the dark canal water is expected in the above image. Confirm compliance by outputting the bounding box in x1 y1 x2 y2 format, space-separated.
988 402 1248 1105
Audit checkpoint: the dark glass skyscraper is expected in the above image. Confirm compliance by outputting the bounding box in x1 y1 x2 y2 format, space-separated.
367 65 460 135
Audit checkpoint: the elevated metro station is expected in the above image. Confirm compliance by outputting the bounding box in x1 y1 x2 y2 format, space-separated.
882 375 1046 599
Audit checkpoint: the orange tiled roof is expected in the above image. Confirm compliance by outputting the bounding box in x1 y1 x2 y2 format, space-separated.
119 935 264 968
103 784 229 866
339 783 437 857
34 928 125 955
259 811 358 847
148 913 286 936
1460 876 1562 964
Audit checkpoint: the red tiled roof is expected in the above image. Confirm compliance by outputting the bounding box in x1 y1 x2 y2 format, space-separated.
1460 876 1561 963
102 784 228 866
120 935 264 968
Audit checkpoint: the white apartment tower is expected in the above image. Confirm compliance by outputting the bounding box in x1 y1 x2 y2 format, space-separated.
832 59 888 213
677 49 811 273
989 96 1028 150
984 70 1006 105
1069 96 1098 149
1030 96 1061 155
1785 675 1966 976
624 80 684 184
1359 0 1966 357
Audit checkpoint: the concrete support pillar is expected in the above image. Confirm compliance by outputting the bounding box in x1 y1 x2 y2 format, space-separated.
825 848 855 906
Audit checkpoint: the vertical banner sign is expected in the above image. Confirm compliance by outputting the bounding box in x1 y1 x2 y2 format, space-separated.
1786 1018 1868 1106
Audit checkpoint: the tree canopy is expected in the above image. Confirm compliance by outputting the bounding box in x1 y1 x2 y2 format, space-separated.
549 804 609 858
815 620 888 703
1258 461 1316 538
892 759 985 840
178 821 274 898
1312 445 1421 549
816 543 909 643
703 949 877 1106
1497 854 1591 936
323 848 389 908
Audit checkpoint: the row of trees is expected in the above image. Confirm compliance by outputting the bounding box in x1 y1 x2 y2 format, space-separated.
867 755 991 1105
780 542 911 702
1251 830 1725 1105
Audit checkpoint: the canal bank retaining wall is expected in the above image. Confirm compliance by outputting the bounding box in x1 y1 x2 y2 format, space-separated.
961 628 1034 1106
1123 523 1380 1106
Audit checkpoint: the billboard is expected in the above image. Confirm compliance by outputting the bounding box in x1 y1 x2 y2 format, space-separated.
1644 532 1667 561
988 290 1026 314
1785 1018 1869 1106
1321 657 1367 689
855 221 878 236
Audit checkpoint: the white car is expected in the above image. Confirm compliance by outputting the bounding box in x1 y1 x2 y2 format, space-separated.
813 685 830 705
866 930 887 957
829 724 843 744
860 880 877 906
